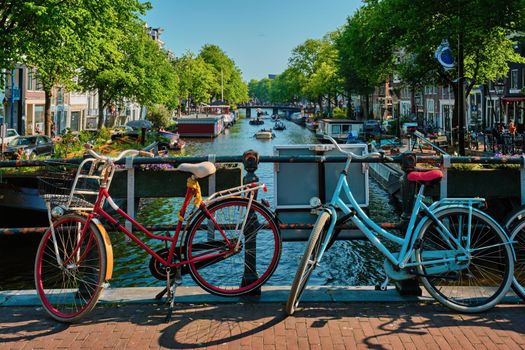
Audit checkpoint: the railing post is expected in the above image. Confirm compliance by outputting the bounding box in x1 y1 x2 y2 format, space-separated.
521 155 525 205
440 154 451 199
397 151 422 296
125 156 135 241
400 152 416 220
241 149 260 295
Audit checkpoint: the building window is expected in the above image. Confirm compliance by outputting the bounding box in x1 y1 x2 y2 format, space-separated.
426 99 435 120
27 69 33 90
34 105 45 133
35 74 43 91
57 88 64 105
425 85 437 95
511 69 519 89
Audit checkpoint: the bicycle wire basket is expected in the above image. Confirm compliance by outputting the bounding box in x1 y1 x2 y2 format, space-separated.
38 158 105 211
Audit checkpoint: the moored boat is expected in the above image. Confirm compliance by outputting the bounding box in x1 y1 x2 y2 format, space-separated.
273 121 286 131
255 129 275 139
249 118 264 125
305 120 318 131
315 119 365 143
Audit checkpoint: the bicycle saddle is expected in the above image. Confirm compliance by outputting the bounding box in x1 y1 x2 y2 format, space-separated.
177 161 216 178
407 169 443 185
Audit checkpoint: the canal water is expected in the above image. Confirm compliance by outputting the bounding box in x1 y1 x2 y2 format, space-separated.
0 110 400 290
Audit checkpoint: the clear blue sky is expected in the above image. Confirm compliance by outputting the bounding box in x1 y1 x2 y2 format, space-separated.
143 0 362 81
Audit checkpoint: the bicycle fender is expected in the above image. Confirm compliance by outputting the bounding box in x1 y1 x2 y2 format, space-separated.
92 218 114 281
411 205 516 262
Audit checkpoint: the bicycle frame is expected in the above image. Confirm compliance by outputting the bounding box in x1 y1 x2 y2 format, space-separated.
316 157 474 271
60 177 265 271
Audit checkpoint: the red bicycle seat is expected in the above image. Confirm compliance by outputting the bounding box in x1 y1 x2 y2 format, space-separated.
407 170 443 183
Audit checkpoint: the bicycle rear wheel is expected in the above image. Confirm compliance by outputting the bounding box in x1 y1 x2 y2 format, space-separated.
34 215 107 322
286 211 331 315
509 220 525 300
416 207 513 312
185 198 281 296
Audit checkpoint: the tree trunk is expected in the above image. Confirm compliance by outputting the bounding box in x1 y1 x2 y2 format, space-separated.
346 90 353 119
457 31 466 156
364 94 370 120
44 88 52 137
327 93 332 117
97 87 105 129
318 96 323 116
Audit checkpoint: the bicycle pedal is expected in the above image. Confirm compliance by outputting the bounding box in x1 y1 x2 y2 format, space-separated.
155 287 168 300
174 268 182 285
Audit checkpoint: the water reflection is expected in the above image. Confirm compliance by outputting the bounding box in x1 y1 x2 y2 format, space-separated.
0 114 400 289
110 116 400 288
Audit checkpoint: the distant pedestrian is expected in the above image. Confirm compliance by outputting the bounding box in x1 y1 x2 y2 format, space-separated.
509 120 516 136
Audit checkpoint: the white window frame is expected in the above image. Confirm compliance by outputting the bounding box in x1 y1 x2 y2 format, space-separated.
511 69 519 90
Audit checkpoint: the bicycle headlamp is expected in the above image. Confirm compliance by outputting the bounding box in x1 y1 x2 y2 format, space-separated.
309 197 322 208
51 206 65 218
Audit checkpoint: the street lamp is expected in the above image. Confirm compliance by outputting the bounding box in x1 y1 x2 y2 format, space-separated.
494 78 506 125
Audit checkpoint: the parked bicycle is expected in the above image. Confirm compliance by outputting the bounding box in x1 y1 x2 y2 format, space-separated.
500 206 525 301
35 145 281 322
286 136 514 315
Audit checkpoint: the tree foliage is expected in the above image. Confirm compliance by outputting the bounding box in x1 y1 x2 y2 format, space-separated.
198 44 249 104
174 51 218 109
146 104 172 128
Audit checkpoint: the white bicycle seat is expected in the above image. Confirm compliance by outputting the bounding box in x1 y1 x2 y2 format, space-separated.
177 161 216 178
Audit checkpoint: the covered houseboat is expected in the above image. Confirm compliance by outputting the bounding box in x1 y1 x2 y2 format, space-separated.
177 103 234 138
316 119 364 143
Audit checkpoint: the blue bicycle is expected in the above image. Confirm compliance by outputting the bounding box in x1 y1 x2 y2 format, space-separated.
286 136 514 314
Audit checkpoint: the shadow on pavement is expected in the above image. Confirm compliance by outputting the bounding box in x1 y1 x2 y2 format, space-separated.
1 302 525 349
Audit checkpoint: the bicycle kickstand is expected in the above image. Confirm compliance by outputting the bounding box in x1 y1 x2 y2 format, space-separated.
165 267 182 323
375 277 390 291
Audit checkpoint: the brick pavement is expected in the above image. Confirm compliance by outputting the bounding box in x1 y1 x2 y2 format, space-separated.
1 302 525 349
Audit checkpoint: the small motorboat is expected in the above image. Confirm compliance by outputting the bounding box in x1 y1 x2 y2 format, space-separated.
271 114 280 121
273 121 286 131
249 118 264 125
171 139 186 150
255 129 275 139
306 120 318 131
157 130 185 150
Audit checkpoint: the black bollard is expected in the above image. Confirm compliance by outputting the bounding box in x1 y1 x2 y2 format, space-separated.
396 152 422 296
241 149 261 296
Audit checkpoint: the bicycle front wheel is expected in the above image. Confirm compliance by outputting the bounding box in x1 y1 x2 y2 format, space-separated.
185 198 281 297
286 211 331 315
509 219 525 300
416 207 513 313
34 215 107 322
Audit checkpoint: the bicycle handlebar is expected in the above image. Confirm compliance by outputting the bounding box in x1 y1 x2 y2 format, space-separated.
83 143 155 162
323 135 393 161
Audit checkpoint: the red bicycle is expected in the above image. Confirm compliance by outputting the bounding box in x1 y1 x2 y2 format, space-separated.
35 146 281 322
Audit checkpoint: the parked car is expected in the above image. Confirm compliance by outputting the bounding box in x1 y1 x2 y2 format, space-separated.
2 128 19 146
3 135 55 160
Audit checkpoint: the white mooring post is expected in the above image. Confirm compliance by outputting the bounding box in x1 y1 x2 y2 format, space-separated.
440 154 451 199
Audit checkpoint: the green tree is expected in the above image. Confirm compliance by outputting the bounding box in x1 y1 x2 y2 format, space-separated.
198 44 248 104
79 16 178 129
146 104 172 129
287 35 342 116
248 78 272 103
0 1 56 72
174 52 218 110
349 0 525 153
22 0 148 135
